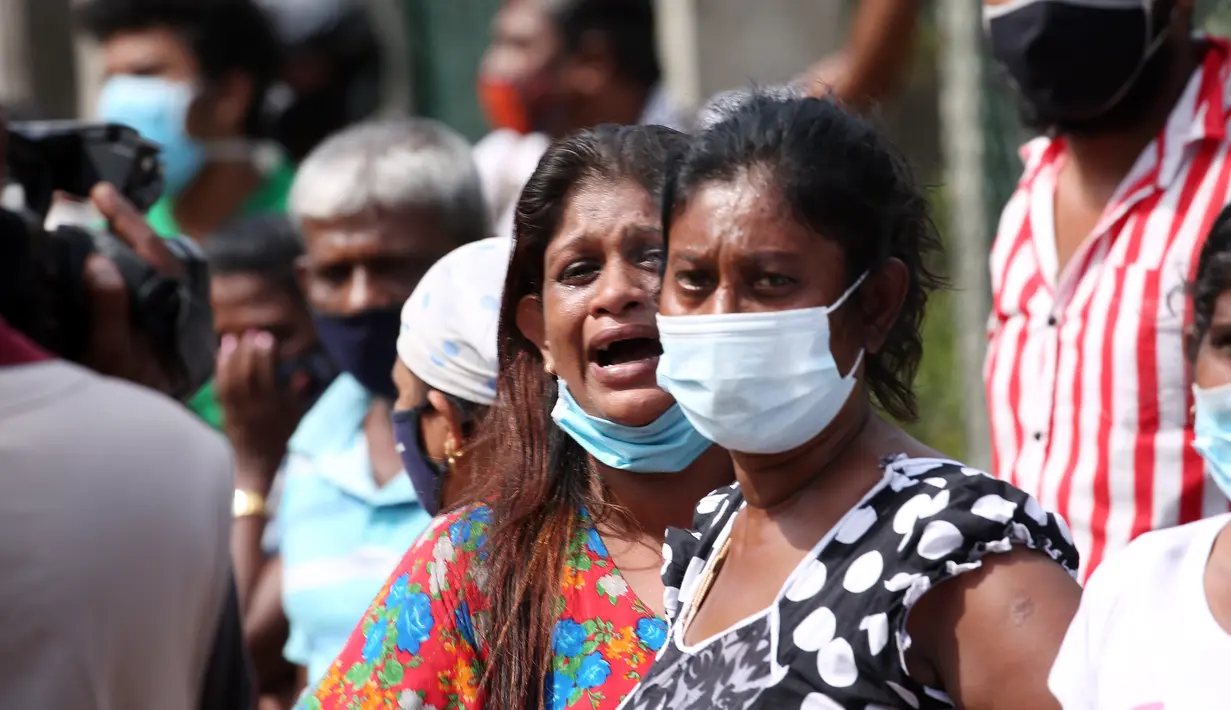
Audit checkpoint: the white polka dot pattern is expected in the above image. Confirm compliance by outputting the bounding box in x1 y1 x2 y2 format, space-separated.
618 456 1080 710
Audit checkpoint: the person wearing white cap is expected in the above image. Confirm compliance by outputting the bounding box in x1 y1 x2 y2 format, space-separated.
389 236 510 516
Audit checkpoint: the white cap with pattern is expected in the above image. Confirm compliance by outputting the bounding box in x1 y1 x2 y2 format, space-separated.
397 237 511 406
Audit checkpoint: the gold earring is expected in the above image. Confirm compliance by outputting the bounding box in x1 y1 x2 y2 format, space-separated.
444 439 464 468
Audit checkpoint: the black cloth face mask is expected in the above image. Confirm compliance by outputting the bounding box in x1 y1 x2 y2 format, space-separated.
986 0 1176 132
311 307 402 401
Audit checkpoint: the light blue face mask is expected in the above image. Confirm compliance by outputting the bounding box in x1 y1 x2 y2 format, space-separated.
1192 383 1231 501
656 273 867 455
550 380 713 473
98 74 205 197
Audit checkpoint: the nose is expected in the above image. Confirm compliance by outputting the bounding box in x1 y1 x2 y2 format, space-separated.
710 286 738 315
344 267 378 314
588 261 650 318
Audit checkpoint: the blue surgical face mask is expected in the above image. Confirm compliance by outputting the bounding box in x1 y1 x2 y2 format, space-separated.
656 273 867 455
550 380 712 473
1192 383 1231 501
98 74 204 197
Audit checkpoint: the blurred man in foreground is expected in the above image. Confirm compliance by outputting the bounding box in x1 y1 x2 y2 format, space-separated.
0 106 251 708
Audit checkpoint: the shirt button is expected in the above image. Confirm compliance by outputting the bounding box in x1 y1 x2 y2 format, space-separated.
1047 315 1058 327
1034 432 1045 441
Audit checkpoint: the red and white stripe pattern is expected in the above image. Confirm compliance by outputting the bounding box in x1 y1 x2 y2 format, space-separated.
986 39 1231 581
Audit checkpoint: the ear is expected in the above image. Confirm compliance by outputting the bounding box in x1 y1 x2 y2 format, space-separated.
516 293 554 373
427 389 466 455
861 258 910 355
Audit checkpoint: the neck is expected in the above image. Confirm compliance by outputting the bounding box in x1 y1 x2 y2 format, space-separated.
172 159 263 241
1065 40 1202 191
365 399 403 487
732 400 889 513
599 445 734 545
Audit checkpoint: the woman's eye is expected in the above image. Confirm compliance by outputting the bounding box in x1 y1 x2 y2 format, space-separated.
753 273 795 289
675 269 713 292
558 260 599 283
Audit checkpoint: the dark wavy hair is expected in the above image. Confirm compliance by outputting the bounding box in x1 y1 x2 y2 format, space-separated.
662 91 946 421
1188 203 1231 363
461 123 687 709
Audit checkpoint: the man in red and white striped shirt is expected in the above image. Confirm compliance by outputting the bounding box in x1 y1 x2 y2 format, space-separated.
984 0 1231 579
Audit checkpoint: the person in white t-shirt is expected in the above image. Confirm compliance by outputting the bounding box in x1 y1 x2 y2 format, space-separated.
1048 204 1231 709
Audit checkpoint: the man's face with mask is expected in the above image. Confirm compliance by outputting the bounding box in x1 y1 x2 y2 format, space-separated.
297 209 457 400
97 26 256 194
985 0 1192 136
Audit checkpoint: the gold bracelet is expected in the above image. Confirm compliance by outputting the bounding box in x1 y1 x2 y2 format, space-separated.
232 489 268 519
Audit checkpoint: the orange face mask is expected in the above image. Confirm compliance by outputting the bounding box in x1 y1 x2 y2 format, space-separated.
478 78 533 134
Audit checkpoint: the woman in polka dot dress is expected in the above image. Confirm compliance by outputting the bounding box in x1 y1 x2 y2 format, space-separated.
618 91 1083 710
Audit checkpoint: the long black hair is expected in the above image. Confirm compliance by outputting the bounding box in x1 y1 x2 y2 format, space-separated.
461 123 688 709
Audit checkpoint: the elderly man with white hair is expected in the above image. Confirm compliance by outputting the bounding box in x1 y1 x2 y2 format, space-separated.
222 117 489 693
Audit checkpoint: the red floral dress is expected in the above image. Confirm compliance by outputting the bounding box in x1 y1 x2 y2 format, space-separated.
298 506 668 710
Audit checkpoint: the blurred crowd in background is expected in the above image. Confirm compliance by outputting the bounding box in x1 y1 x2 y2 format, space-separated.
6 1 1231 709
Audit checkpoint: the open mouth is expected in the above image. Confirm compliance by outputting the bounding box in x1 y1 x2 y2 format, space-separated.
594 337 664 368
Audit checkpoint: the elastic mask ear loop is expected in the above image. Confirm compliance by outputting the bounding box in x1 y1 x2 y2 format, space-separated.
1078 0 1177 121
843 348 866 380
826 271 870 314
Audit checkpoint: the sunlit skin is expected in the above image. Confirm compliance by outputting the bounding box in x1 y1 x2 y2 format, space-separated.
1192 290 1231 635
660 167 1080 709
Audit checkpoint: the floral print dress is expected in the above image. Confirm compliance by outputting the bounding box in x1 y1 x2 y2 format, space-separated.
298 506 669 710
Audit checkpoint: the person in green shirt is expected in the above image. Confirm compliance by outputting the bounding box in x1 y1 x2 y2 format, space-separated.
77 0 296 428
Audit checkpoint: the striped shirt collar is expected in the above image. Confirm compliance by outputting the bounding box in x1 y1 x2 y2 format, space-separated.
1021 35 1231 193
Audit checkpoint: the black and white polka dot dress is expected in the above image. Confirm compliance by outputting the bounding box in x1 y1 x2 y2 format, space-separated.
616 456 1080 710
